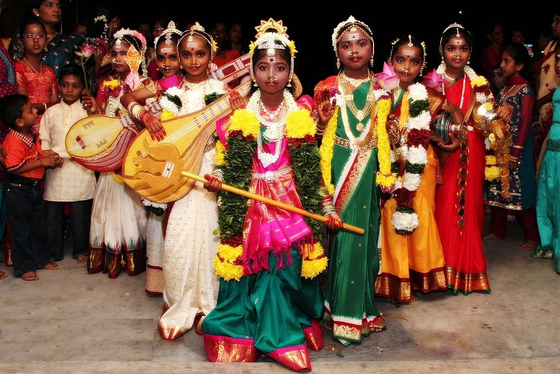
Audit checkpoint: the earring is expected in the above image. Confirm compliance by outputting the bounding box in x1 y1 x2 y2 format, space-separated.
253 80 258 87
336 58 340 70
370 55 374 67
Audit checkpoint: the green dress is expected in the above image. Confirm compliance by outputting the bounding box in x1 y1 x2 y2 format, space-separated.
317 75 385 345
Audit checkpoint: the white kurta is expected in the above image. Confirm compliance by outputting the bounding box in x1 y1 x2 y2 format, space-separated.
39 101 96 202
158 78 226 339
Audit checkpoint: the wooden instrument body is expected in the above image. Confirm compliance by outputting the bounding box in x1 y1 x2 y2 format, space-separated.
122 81 251 203
65 115 141 172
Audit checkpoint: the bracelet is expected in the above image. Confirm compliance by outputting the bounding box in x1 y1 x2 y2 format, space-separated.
512 144 523 149
127 102 145 120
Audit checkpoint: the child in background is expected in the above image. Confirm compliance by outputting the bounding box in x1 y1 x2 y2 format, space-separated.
39 63 97 263
120 20 183 296
88 28 149 278
484 43 540 251
0 93 61 280
14 18 59 131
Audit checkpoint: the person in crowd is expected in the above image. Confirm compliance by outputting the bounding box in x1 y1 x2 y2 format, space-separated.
210 21 240 67
433 22 511 295
0 93 61 280
87 28 149 278
531 41 560 270
9 0 96 94
147 16 172 81
91 6 121 93
484 43 539 251
131 22 231 340
374 35 449 304
120 20 183 296
13 18 59 131
313 15 388 345
39 63 97 263
0 5 18 274
533 10 560 167
480 21 505 94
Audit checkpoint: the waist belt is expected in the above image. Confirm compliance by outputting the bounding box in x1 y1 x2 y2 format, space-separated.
252 166 293 181
8 174 41 186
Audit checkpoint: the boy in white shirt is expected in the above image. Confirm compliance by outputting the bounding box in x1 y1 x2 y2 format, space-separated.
39 63 97 263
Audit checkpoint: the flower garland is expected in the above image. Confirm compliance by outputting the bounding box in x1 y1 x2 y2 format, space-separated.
213 97 327 281
318 83 395 194
160 86 185 120
390 83 431 235
375 91 397 192
100 79 122 100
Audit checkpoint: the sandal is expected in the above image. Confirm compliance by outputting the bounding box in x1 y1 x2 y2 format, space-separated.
530 246 554 259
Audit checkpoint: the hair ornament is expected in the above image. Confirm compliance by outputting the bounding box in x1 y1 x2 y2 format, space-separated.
391 38 400 46
407 34 413 47
249 18 296 87
439 22 471 58
179 22 217 59
331 15 373 51
331 16 374 70
94 15 107 24
112 28 148 78
249 18 296 58
154 20 182 48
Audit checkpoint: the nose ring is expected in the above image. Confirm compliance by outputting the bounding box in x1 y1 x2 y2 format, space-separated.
347 51 357 57
161 64 167 69
112 58 117 64
273 76 278 81
195 62 200 67
402 67 409 73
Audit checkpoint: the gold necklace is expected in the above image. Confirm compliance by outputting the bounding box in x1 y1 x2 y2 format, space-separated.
22 57 43 83
339 73 374 132
341 71 372 87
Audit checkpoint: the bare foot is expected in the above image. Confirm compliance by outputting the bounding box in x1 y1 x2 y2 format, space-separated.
22 271 39 281
0 270 8 279
483 232 499 240
76 256 87 264
519 240 538 251
42 262 59 270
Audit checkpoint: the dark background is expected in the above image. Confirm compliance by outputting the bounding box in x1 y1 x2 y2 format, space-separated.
1 2 557 96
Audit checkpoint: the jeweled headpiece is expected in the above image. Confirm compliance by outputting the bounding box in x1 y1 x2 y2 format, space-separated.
178 22 217 60
154 20 182 48
439 22 471 57
249 18 296 87
112 28 148 77
331 16 374 70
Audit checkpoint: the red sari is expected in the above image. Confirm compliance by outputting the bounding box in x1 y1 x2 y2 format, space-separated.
434 74 491 295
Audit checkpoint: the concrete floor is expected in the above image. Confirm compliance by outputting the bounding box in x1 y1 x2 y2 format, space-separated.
0 217 559 374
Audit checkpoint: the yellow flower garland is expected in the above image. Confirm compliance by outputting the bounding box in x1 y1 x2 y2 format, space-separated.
319 110 338 195
375 97 397 191
213 106 327 281
285 109 316 138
